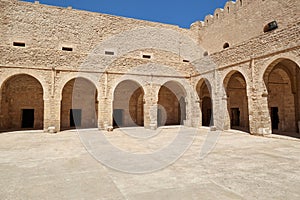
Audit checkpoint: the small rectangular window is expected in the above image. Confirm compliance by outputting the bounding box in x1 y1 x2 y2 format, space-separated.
183 59 190 63
142 54 151 59
13 42 25 47
62 47 73 51
105 51 114 56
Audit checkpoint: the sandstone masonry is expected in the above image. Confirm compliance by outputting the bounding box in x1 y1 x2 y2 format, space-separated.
0 0 299 136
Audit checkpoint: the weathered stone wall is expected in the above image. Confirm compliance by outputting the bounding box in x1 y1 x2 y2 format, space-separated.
191 0 300 53
0 0 299 135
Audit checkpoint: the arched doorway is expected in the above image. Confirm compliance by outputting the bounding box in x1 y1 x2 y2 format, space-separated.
196 79 213 127
264 59 300 136
224 71 249 132
61 78 98 130
0 74 44 131
113 80 144 127
157 81 186 126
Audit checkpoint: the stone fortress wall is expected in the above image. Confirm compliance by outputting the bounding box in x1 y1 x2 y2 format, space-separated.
0 0 299 136
191 0 300 53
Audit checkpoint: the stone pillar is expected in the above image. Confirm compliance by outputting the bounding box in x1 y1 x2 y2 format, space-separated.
144 84 160 129
43 98 61 133
98 97 113 130
211 95 219 130
197 99 203 127
144 101 158 129
213 91 230 130
183 97 192 127
222 96 231 130
296 68 300 133
248 92 272 135
248 58 272 135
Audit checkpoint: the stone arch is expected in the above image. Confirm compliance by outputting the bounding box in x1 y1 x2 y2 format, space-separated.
196 78 213 127
0 71 49 99
57 74 100 101
113 79 145 127
260 55 300 83
111 78 146 97
157 81 187 126
263 58 300 135
0 74 44 131
60 77 98 130
224 71 250 132
223 69 250 94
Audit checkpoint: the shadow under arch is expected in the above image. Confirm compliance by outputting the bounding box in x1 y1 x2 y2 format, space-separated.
223 70 250 132
157 81 187 127
263 58 300 138
57 74 99 101
60 77 98 130
113 79 145 128
196 78 214 127
0 74 44 131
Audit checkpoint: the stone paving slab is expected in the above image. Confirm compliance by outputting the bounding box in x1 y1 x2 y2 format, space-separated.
0 128 300 200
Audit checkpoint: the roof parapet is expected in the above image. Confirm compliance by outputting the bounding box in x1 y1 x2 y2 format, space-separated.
190 0 248 30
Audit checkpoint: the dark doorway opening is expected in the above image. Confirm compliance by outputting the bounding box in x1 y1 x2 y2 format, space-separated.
21 109 34 128
271 107 279 130
231 108 240 127
203 108 212 127
113 109 123 127
70 109 82 127
202 97 212 126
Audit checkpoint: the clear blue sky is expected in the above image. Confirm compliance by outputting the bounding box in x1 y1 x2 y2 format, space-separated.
22 0 229 28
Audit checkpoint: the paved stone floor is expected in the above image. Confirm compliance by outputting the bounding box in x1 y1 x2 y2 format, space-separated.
1 127 300 200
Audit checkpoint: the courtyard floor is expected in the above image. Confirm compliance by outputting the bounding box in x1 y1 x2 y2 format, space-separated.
0 127 300 200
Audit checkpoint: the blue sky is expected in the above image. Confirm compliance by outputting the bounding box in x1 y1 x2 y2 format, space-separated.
22 0 229 28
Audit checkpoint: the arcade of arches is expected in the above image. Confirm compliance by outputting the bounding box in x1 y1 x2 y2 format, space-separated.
0 58 299 137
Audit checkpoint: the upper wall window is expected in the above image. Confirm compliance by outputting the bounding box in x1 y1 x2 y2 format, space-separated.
142 54 151 59
223 42 230 49
240 0 243 6
13 42 25 47
105 51 115 56
263 21 278 33
62 47 73 51
227 7 230 13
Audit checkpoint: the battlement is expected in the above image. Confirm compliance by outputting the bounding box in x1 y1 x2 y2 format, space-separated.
191 0 299 53
191 0 246 29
